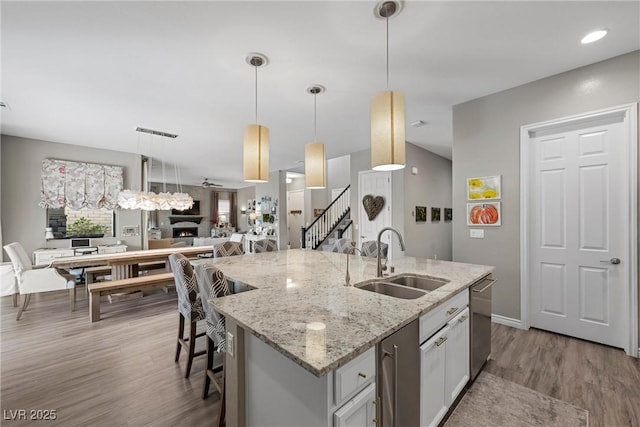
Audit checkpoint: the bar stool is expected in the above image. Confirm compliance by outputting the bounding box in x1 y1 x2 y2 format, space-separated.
195 264 229 427
168 253 206 378
254 239 278 253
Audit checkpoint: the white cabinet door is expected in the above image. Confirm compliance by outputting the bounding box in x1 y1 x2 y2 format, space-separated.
420 326 449 427
445 308 470 406
334 382 376 427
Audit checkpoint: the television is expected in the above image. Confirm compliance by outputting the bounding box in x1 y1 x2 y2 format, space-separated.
171 200 200 216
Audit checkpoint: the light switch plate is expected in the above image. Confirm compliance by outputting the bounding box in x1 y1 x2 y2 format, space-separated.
470 229 485 238
227 332 235 358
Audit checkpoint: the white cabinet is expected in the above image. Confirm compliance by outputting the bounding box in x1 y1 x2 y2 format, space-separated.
333 383 376 427
419 296 470 427
420 326 449 427
33 249 74 265
445 308 470 406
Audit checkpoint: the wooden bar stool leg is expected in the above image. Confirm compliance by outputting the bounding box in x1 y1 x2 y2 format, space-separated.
175 313 185 362
185 321 197 378
203 336 213 399
218 357 225 427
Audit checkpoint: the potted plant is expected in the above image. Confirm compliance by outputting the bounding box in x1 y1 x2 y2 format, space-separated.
66 217 105 238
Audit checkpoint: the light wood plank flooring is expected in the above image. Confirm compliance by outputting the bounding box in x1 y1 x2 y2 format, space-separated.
486 323 640 427
2 291 639 426
1 289 219 426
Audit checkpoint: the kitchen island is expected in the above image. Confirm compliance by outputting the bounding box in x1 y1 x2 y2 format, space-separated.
193 249 493 427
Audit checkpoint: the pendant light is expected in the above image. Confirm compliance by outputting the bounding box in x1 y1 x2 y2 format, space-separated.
243 53 270 183
371 1 405 171
305 85 326 189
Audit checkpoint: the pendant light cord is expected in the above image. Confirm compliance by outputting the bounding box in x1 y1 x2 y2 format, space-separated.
255 64 258 124
386 13 389 90
314 92 317 141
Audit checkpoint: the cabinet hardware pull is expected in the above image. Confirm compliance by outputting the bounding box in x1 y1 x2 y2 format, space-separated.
436 336 448 346
358 372 367 378
458 315 468 323
447 307 458 315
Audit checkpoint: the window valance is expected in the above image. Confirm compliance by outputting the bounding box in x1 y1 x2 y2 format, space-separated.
39 158 124 209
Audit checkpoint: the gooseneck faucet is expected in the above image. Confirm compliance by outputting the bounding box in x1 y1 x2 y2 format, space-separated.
377 227 406 277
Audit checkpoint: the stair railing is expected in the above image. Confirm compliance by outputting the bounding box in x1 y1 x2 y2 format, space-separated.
302 185 350 249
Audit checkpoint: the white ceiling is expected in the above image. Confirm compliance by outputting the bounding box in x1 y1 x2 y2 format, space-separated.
2 1 638 188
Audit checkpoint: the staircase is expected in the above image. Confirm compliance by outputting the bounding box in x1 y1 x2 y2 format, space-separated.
302 186 351 250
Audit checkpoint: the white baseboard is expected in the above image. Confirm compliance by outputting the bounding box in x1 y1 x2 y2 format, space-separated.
491 314 526 329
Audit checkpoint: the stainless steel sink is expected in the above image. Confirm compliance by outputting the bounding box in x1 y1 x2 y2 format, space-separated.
386 274 449 292
355 281 427 299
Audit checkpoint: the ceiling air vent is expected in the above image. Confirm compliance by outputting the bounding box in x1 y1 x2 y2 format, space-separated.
0 101 10 109
135 127 178 139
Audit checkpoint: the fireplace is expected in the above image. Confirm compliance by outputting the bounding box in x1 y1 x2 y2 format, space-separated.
173 227 198 238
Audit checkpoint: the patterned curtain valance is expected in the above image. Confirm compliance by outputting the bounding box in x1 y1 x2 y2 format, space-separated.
39 158 124 209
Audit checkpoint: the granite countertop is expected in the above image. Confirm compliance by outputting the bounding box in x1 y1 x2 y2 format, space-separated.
192 249 493 377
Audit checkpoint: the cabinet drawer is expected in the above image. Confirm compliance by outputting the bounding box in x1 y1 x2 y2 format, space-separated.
419 290 469 344
33 250 73 265
334 347 375 406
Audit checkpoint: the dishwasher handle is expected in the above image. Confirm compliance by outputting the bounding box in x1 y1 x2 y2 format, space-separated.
472 278 496 293
382 345 399 427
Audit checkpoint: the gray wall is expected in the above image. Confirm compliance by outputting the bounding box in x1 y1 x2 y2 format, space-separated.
1 135 143 255
452 51 640 323
326 154 351 201
404 143 453 260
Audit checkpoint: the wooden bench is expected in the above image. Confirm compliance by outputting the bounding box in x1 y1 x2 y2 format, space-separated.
88 272 176 322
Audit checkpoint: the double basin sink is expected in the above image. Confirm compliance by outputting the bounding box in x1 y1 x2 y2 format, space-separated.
355 274 448 299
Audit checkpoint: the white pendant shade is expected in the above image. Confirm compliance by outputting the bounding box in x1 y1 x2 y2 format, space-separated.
305 142 326 189
243 124 270 183
371 90 406 171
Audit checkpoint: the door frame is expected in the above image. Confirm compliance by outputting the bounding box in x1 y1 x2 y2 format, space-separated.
287 189 305 249
520 103 638 357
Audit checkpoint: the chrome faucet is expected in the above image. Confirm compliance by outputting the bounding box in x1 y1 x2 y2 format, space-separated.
345 243 362 286
377 227 406 277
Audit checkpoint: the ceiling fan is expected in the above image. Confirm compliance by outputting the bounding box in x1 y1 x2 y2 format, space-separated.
201 178 222 188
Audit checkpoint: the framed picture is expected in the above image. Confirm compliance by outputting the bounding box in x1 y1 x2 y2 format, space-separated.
416 206 426 222
467 175 501 200
444 208 453 221
314 208 324 217
431 207 441 221
466 202 501 226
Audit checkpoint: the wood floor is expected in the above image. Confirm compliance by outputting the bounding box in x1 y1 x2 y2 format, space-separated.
1 289 220 426
486 323 640 427
1 290 639 426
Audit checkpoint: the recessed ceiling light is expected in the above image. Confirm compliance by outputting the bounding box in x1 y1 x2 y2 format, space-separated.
0 101 10 109
581 30 608 44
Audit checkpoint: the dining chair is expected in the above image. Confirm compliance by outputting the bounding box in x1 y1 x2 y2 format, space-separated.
194 264 229 426
213 241 243 258
168 253 206 378
326 238 356 254
253 239 278 253
361 240 388 259
3 242 77 320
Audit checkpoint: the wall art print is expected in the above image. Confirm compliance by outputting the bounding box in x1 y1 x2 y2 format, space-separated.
416 206 427 222
467 202 501 226
467 175 501 200
431 207 441 221
444 208 453 221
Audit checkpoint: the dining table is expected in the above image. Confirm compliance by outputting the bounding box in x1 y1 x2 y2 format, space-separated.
50 246 212 280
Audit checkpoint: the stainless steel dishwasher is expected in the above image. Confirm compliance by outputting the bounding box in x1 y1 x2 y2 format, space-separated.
470 274 495 380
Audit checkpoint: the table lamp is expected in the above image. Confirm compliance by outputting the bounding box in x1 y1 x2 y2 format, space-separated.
45 227 54 248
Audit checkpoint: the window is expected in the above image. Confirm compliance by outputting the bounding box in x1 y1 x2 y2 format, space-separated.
47 207 115 238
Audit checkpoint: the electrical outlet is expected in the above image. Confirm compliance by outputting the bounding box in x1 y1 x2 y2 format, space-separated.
470 229 485 238
227 332 235 358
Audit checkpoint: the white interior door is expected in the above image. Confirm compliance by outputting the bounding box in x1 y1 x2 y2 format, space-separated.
528 110 632 349
287 190 304 249
358 171 391 257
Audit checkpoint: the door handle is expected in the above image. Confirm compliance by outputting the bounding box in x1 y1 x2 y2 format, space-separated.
600 258 621 265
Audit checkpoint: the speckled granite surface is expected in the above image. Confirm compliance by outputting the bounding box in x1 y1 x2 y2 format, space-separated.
192 249 493 376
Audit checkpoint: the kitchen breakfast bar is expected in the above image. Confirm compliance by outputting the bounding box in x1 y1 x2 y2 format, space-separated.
193 249 493 427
